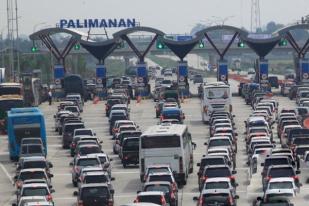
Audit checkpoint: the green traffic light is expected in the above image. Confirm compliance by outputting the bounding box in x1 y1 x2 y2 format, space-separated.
238 42 245 48
279 39 288 46
31 46 37 52
198 41 204 48
74 44 81 50
157 43 163 49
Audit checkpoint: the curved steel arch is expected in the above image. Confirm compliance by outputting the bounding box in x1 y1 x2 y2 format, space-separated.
113 26 165 39
29 27 88 41
275 24 309 37
195 25 249 39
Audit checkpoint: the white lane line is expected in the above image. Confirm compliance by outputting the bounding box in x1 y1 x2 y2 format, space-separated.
0 163 14 184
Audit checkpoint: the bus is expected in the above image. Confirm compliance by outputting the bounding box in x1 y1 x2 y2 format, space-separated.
7 107 46 161
63 74 85 99
0 95 24 132
202 82 232 123
139 124 194 185
0 82 23 96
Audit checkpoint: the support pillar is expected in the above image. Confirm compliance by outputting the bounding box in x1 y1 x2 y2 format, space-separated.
135 62 150 97
177 61 189 97
95 64 107 99
53 64 65 98
217 59 228 82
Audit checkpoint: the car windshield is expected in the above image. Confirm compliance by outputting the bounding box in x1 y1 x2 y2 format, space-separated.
22 187 48 196
293 138 309 145
84 175 108 184
269 182 293 189
201 158 225 167
65 124 84 133
206 87 229 99
269 168 295 177
149 175 172 183
138 195 162 204
77 159 99 167
147 168 170 175
75 130 93 136
145 185 170 193
81 187 109 199
295 147 309 156
19 171 45 180
205 182 229 189
23 161 46 169
205 168 231 177
65 107 78 112
21 145 43 154
123 139 139 151
79 147 101 155
265 158 289 167
209 139 230 147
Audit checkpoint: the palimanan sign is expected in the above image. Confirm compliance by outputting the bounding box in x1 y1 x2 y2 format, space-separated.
58 18 137 29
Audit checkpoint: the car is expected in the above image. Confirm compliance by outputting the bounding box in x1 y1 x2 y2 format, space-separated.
193 74 203 84
73 128 96 137
79 171 115 190
105 98 122 116
199 165 237 191
16 156 53 175
14 169 53 189
120 137 139 168
266 177 300 195
143 164 173 182
12 196 50 206
253 196 294 206
73 183 114 206
145 172 178 193
203 177 238 198
112 120 137 137
196 156 231 180
64 105 80 116
70 155 102 187
17 183 55 204
74 144 102 157
95 153 113 177
193 188 239 206
71 136 103 157
134 191 167 206
19 144 46 158
142 181 178 206
109 113 129 135
62 122 85 149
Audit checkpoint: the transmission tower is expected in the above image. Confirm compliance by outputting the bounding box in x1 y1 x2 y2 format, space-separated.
7 0 20 81
251 0 261 33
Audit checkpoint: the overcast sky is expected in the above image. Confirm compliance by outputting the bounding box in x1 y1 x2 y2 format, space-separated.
0 0 308 36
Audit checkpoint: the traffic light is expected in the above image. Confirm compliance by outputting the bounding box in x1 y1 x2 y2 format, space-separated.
279 39 288 46
74 44 81 50
31 46 38 53
156 38 165 49
237 41 245 48
198 40 205 48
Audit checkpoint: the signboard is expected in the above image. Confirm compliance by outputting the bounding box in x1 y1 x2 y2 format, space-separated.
176 35 192 41
178 61 188 76
218 60 228 81
59 18 137 29
54 65 65 79
300 58 309 82
96 65 106 78
248 33 272 39
222 35 239 42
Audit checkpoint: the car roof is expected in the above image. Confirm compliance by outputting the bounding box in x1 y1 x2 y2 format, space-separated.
20 168 46 172
21 183 49 188
201 188 231 194
80 183 109 188
138 191 164 196
205 177 231 182
268 177 295 183
22 156 46 161
143 181 172 186
148 172 173 176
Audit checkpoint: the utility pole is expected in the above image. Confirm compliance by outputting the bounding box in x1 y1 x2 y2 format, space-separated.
251 0 261 33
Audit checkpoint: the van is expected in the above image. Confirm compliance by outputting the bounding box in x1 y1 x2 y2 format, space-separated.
62 123 85 149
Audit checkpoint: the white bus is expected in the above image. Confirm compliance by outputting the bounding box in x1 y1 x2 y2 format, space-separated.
139 124 194 185
202 82 232 123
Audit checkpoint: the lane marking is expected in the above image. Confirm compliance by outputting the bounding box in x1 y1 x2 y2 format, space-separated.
0 163 14 184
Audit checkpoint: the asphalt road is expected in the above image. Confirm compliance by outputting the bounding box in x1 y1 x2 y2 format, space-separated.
0 78 308 206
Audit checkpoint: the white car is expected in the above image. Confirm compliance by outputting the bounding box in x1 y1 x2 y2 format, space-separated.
203 177 237 197
263 188 296 200
266 177 300 194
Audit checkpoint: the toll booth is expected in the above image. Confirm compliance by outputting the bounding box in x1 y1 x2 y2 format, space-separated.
135 62 150 97
177 61 189 97
95 64 107 98
53 64 65 98
217 60 228 82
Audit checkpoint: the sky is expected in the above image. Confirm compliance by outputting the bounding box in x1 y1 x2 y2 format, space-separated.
0 0 308 37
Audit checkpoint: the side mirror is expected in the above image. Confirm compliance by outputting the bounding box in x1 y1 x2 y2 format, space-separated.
100 141 103 144
137 191 141 194
296 170 301 174
73 191 78 196
261 163 264 166
232 170 237 174
110 189 115 194
50 189 55 193
299 183 303 187
235 195 239 199
197 163 201 167
69 162 73 166
234 133 238 136
204 142 208 145
111 177 115 181
48 162 53 168
193 196 199 201
13 175 17 180
53 115 56 118
49 174 54 178
12 204 17 206
256 197 262 201
235 183 239 187
109 158 113 161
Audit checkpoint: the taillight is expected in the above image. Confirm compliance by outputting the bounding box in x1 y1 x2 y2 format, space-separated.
124 156 128 160
141 159 145 173
266 176 272 181
179 157 183 173
46 194 53 201
74 167 80 173
200 176 207 181
134 198 139 203
16 181 22 188
228 196 233 205
203 106 208 113
160 115 164 121
108 199 113 206
71 143 76 148
293 176 299 181
161 196 166 205
172 182 177 191
198 197 203 206
78 200 83 206
170 192 175 199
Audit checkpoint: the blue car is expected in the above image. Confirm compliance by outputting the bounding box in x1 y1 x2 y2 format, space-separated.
160 107 185 124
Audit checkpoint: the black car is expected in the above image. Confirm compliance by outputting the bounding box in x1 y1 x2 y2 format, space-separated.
62 122 85 149
109 115 128 135
73 183 114 206
121 137 139 168
105 99 122 117
196 156 230 180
